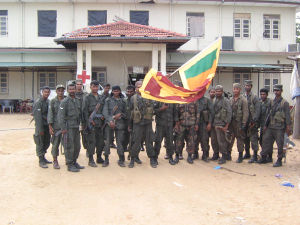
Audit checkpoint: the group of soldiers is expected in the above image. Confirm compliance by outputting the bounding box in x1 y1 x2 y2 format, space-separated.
32 78 292 172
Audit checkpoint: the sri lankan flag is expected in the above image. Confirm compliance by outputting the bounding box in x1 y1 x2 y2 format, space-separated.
179 38 221 91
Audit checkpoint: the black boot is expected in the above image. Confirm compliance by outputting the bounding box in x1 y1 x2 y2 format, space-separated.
68 163 80 172
218 155 226 164
187 154 194 164
257 155 268 164
243 149 251 159
74 161 85 169
266 153 273 163
88 155 97 167
39 156 48 168
150 157 157 168
96 154 104 164
273 158 282 167
236 152 243 163
118 155 126 167
179 153 184 160
174 154 180 164
154 156 159 166
201 151 209 162
192 151 199 160
211 153 219 161
226 152 232 161
128 157 135 168
127 154 131 161
102 155 109 167
168 155 176 165
53 157 60 169
248 151 258 163
43 155 52 164
135 156 142 164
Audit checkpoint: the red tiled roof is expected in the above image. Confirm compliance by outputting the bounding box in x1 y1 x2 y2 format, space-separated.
61 21 187 39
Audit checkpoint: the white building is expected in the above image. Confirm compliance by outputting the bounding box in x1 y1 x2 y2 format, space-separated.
0 0 299 105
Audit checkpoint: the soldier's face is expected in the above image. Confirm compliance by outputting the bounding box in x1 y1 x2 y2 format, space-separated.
112 89 121 97
274 89 282 97
260 92 267 101
245 84 252 92
215 89 223 97
233 87 240 96
209 90 215 98
104 86 110 94
91 84 99 93
126 89 135 97
68 86 76 97
42 89 50 99
76 82 83 91
56 88 64 97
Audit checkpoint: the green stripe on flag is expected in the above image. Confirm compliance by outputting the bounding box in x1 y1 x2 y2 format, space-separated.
184 49 217 79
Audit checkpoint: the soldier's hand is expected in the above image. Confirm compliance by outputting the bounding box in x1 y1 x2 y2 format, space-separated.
39 131 44 136
194 125 198 131
160 104 169 111
222 125 228 132
91 120 96 126
206 123 211 132
114 113 122 120
101 116 105 120
286 125 291 136
109 121 115 129
61 130 67 135
49 125 54 136
128 126 132 132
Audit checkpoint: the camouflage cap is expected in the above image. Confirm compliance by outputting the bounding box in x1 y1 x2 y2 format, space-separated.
233 83 242 89
215 85 223 90
56 84 65 90
244 80 252 86
273 84 283 91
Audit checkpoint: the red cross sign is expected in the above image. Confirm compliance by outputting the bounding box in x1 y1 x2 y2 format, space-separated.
77 70 91 84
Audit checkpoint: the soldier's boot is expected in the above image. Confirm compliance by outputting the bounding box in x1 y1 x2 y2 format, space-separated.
52 157 60 169
102 155 109 167
273 158 282 167
236 152 243 163
39 156 48 168
118 155 126 167
174 154 180 164
192 151 199 160
127 154 131 161
68 164 80 172
135 156 142 164
248 151 258 163
257 155 268 164
43 155 52 164
187 154 194 164
164 154 170 160
202 151 209 162
211 153 219 161
150 157 157 168
218 154 226 164
168 155 176 165
266 153 273 163
88 155 97 168
96 154 104 164
154 156 159 166
226 152 232 161
128 157 135 168
243 149 251 159
179 154 184 160
74 161 85 169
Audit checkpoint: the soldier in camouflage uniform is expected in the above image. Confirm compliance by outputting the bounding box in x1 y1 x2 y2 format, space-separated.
48 84 65 169
258 84 291 167
174 102 199 164
193 96 214 162
128 81 156 168
103 86 127 167
33 86 51 168
153 102 177 165
243 80 261 162
257 88 272 163
58 83 84 172
82 80 106 168
211 85 232 164
228 83 249 163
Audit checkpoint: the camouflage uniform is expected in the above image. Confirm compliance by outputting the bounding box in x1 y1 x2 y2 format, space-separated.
259 98 271 146
153 102 176 159
82 93 106 158
175 102 199 156
48 96 64 157
58 96 82 167
211 96 232 159
195 97 214 160
75 91 88 150
33 97 50 157
123 96 132 153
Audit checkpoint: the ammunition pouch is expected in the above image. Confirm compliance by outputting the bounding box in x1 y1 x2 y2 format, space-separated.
144 107 153 120
132 108 142 123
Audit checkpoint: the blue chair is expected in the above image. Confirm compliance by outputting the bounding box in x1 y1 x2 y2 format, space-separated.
2 100 14 113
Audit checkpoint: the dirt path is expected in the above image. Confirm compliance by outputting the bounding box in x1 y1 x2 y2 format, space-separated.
0 114 299 225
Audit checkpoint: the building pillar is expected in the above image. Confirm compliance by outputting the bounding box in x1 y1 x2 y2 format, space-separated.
152 44 159 71
85 43 92 86
160 44 167 74
76 44 83 75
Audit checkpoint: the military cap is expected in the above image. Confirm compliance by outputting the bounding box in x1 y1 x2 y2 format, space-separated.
112 85 121 91
233 83 242 89
273 84 283 91
56 84 65 90
215 85 223 90
244 80 253 86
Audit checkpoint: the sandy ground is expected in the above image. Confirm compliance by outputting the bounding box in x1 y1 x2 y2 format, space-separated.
0 114 300 225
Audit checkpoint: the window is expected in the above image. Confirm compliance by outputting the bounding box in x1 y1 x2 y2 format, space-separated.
38 10 57 37
186 12 205 37
263 14 280 39
92 68 107 86
264 73 280 92
233 73 251 84
0 10 8 36
130 11 149 25
39 72 56 90
234 13 250 38
88 10 107 26
0 72 8 93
